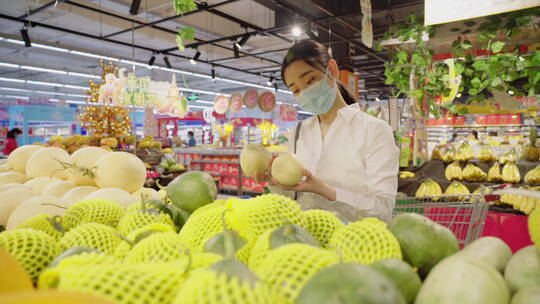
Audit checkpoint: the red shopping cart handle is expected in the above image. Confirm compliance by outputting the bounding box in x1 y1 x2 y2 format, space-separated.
484 194 500 202
497 183 513 190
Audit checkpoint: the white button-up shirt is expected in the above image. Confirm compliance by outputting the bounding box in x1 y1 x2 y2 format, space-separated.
273 103 399 222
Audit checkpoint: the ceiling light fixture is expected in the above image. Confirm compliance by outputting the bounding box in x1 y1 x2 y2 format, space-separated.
233 44 240 58
148 54 156 66
20 28 31 47
235 33 251 49
129 0 141 15
163 56 172 68
190 50 201 65
211 66 216 81
267 77 274 87
292 25 302 37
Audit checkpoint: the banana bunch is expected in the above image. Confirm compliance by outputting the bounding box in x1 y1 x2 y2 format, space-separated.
502 162 521 183
462 163 487 182
525 166 540 186
399 171 415 179
445 161 462 181
444 181 470 200
431 147 443 161
455 142 474 162
415 179 443 199
499 187 540 214
487 162 503 182
477 146 497 162
442 147 455 162
499 149 518 164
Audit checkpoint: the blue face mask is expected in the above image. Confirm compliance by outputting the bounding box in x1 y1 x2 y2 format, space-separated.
294 71 337 115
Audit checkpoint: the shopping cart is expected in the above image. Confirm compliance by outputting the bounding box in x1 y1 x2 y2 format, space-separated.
394 193 491 247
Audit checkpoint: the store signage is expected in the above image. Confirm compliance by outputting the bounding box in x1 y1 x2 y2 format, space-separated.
187 93 199 101
243 89 259 109
279 104 297 121
258 92 276 112
214 95 230 114
229 93 243 112
425 0 539 25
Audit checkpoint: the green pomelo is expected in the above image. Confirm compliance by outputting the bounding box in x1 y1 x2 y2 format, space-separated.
296 263 406 304
388 213 459 277
369 258 421 304
457 236 512 272
415 255 510 304
504 245 540 293
166 171 217 213
511 286 540 304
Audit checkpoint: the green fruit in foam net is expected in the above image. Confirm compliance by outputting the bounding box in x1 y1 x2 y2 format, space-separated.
59 223 121 255
116 209 175 236
55 262 187 304
167 171 217 213
172 259 283 304
256 243 339 302
62 199 124 229
327 218 402 265
248 224 318 271
16 214 64 239
178 202 230 249
39 248 115 289
226 194 303 242
113 223 175 260
124 232 191 264
370 258 422 304
300 209 344 248
0 228 61 282
388 213 458 278
296 262 406 304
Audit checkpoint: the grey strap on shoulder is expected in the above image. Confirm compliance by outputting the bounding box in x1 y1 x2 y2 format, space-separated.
294 120 303 154
293 121 303 200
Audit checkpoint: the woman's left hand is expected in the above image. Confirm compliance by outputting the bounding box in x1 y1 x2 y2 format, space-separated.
271 168 336 201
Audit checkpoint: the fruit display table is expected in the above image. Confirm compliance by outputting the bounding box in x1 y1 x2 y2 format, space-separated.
481 211 533 253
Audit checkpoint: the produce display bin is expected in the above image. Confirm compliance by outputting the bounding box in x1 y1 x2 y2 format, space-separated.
394 194 489 247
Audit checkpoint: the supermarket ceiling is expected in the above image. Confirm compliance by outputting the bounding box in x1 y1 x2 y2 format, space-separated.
0 0 424 105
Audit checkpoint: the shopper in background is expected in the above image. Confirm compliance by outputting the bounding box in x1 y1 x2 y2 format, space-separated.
471 130 479 141
3 128 22 155
187 131 196 147
259 40 399 222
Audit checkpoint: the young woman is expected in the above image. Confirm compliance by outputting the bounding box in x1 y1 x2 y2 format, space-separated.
265 40 399 222
3 128 22 155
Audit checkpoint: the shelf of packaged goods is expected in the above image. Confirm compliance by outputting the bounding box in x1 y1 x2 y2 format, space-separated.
174 148 241 156
189 159 240 165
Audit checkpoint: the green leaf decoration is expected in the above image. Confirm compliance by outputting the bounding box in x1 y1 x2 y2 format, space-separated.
180 26 196 41
490 41 505 53
174 0 197 14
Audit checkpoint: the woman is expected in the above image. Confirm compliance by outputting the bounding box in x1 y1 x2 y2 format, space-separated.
264 40 399 222
3 128 22 155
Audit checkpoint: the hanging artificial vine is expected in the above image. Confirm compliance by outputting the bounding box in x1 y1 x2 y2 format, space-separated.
174 0 197 51
380 7 540 117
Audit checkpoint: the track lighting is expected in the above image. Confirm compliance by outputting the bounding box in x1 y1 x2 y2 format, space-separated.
190 50 201 65
267 77 274 87
163 56 172 68
148 54 156 66
235 33 250 49
20 28 31 47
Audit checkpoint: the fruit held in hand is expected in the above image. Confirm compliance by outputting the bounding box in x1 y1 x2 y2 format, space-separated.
271 153 303 186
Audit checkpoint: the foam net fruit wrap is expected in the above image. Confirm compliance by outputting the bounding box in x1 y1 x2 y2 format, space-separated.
300 209 344 248
189 252 223 270
116 209 175 236
327 218 402 264
178 202 230 249
124 232 191 264
62 199 124 229
59 223 121 255
257 243 339 302
226 194 303 242
247 229 273 271
54 262 186 304
0 229 60 282
113 223 175 260
39 251 116 289
172 268 283 304
16 214 64 239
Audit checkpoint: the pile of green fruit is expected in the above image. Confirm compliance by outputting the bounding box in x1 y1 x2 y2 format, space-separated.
0 170 539 304
159 158 185 173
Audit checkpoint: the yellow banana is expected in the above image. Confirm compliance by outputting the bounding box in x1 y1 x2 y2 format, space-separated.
400 171 416 179
502 162 521 183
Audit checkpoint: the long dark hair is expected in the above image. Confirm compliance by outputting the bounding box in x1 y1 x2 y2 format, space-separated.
7 128 22 139
281 39 357 105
